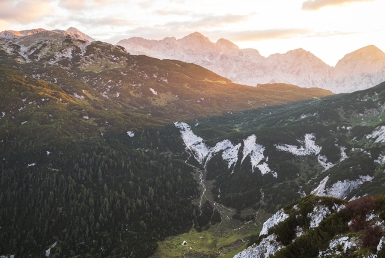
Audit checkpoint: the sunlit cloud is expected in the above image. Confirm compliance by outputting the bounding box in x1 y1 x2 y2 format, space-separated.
95 0 118 3
0 0 54 24
59 0 86 10
302 0 374 10
154 9 188 16
224 29 310 42
79 17 131 26
138 0 154 9
307 30 357 37
59 0 122 10
164 13 252 30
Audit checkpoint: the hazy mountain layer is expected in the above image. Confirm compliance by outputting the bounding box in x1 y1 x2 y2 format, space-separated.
118 32 385 93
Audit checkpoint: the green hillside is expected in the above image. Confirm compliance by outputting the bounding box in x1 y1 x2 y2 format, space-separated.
177 81 385 219
0 33 333 257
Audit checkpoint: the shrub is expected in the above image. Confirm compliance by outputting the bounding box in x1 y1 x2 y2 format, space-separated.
361 226 383 248
345 196 374 218
350 217 368 232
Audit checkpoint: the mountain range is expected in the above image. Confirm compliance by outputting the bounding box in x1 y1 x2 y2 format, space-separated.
118 32 385 94
1 27 385 257
0 27 332 257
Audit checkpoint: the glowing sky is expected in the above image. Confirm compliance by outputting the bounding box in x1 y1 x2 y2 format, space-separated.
1 0 384 66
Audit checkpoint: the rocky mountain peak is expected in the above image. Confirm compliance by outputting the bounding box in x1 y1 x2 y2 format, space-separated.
216 38 239 50
337 45 385 64
0 28 46 38
183 31 209 41
0 27 94 42
65 27 95 42
179 32 213 49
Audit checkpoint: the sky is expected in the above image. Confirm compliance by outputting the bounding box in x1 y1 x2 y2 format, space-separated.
1 0 385 66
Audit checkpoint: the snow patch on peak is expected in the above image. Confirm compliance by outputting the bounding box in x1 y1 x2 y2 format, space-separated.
260 209 289 236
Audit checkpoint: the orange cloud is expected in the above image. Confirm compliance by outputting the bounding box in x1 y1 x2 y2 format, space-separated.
225 29 310 42
59 0 121 10
163 14 252 30
302 0 374 10
0 0 53 23
59 0 86 10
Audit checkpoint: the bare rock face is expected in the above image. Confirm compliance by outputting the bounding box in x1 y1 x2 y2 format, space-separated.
118 33 385 93
0 27 94 42
331 45 385 93
0 28 46 39
65 27 95 42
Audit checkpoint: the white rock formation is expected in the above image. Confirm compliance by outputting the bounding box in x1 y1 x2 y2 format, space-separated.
311 175 374 199
275 134 321 156
234 234 283 258
366 126 385 143
308 205 332 228
259 209 289 236
319 236 357 257
174 122 274 176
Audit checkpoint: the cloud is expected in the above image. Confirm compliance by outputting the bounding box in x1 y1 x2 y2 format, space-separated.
223 29 311 42
138 0 154 9
59 0 121 10
307 30 357 37
59 0 86 10
163 13 252 30
109 26 310 45
154 9 187 16
95 0 118 3
0 0 54 24
302 0 374 10
46 16 133 32
79 17 130 26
